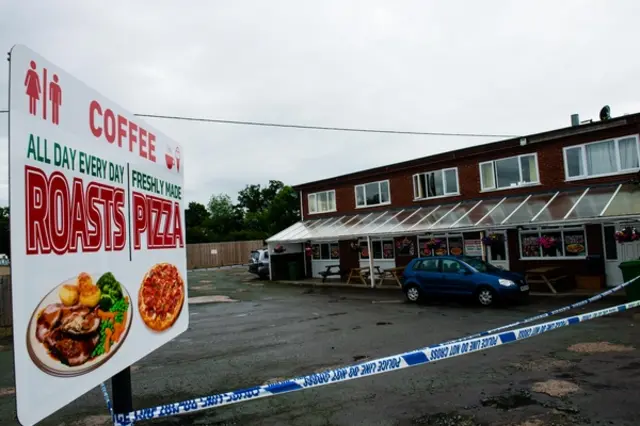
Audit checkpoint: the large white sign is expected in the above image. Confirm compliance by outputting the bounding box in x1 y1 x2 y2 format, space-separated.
9 45 188 425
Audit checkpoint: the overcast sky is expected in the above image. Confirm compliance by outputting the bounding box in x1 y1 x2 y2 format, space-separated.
1 1 640 207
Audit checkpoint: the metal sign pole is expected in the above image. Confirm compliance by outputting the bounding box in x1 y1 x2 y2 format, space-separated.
112 367 133 415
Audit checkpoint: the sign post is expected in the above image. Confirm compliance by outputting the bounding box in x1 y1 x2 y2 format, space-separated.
8 44 188 425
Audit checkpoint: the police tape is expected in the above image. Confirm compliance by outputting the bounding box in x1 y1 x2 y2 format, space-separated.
439 275 640 346
109 298 640 425
100 382 113 419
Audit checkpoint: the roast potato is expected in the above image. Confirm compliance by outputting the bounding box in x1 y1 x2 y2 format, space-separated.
77 272 93 293
59 284 79 306
79 286 101 308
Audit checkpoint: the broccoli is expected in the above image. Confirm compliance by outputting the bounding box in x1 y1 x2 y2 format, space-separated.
97 272 124 301
99 294 114 311
97 272 116 292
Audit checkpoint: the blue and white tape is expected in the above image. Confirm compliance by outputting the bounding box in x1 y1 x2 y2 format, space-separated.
438 275 640 346
110 299 640 425
100 382 113 419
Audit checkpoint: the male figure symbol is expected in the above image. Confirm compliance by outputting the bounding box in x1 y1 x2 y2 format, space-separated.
49 74 62 125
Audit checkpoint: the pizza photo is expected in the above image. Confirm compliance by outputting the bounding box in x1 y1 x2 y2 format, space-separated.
26 272 133 377
138 263 185 332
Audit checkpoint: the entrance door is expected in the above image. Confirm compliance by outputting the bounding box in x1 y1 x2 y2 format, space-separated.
604 224 640 287
486 231 509 271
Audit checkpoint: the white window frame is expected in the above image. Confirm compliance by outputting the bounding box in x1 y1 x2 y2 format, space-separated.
562 134 640 181
310 241 340 260
307 190 337 215
358 238 395 260
518 226 588 260
354 179 391 208
417 234 465 257
479 153 540 192
412 167 460 200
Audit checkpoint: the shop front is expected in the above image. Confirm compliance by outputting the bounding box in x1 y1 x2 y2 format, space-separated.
266 182 640 290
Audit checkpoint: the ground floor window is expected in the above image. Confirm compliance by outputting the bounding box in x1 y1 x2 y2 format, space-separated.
519 226 587 259
311 242 340 260
603 225 618 260
417 235 464 256
359 239 394 260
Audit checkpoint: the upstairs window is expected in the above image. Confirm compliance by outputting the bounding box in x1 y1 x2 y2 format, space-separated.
480 153 539 191
413 168 459 200
308 190 336 214
563 135 640 180
355 180 390 208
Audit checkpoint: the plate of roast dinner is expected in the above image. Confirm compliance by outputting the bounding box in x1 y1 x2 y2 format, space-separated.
27 271 133 377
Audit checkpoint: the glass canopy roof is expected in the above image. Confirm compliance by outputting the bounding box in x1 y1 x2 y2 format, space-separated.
266 183 640 243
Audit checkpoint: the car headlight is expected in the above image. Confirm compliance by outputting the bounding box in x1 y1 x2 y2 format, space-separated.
498 279 515 287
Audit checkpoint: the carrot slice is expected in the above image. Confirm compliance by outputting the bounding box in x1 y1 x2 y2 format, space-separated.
104 328 112 353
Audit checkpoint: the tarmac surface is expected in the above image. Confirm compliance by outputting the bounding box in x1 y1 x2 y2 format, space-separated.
1 267 639 425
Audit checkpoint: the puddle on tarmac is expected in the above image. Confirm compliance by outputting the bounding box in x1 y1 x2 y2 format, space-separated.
188 295 239 304
481 389 536 410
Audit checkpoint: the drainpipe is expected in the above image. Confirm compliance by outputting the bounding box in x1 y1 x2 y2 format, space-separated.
299 190 304 221
480 231 486 262
367 235 375 288
267 242 273 281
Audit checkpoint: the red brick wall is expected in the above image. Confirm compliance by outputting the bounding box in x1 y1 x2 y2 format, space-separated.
301 123 640 217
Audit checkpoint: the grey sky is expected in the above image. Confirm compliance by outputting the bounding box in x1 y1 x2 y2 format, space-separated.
1 0 640 207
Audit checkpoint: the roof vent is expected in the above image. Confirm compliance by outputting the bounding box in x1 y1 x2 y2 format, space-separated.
571 114 580 127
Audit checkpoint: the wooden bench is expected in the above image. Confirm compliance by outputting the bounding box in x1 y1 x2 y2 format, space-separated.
525 266 567 294
319 264 344 283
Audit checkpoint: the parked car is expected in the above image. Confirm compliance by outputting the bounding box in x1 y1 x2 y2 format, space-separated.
248 249 270 279
401 255 529 306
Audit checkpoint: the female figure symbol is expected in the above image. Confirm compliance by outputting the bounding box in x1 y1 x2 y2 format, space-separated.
25 60 41 116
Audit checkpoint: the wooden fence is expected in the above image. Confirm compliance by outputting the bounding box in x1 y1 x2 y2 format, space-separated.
0 275 11 328
187 240 264 269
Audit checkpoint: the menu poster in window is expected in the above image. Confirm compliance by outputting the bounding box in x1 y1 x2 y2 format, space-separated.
330 244 340 259
464 239 483 257
434 240 449 256
448 238 464 256
312 244 321 259
383 242 394 259
420 243 431 257
521 235 540 257
564 231 586 256
395 237 415 257
360 242 369 259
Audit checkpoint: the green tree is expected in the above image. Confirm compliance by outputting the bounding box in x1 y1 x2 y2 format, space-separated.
185 202 209 228
265 185 299 235
207 194 244 240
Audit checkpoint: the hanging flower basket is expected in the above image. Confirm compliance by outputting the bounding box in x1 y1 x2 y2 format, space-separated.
273 244 286 254
481 233 503 246
305 246 313 257
424 238 442 249
615 227 639 243
537 235 558 249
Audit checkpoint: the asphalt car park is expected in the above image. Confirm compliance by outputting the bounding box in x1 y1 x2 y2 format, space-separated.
0 267 638 426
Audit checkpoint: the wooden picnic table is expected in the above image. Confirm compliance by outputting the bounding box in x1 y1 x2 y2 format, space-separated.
378 266 406 288
347 266 382 285
525 266 566 294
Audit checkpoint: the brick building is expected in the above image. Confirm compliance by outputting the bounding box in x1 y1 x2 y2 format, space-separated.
266 112 640 291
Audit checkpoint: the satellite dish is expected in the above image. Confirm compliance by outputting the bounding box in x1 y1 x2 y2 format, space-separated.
600 105 611 121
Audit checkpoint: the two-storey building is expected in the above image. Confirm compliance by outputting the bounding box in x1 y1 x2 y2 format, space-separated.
266 112 640 291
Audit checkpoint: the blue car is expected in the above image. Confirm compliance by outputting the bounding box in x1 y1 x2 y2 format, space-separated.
401 255 529 306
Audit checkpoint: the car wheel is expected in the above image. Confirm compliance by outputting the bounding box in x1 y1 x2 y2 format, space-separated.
476 287 496 307
405 285 423 303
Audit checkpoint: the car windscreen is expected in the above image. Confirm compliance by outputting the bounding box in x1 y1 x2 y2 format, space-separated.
250 251 260 262
462 257 500 273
